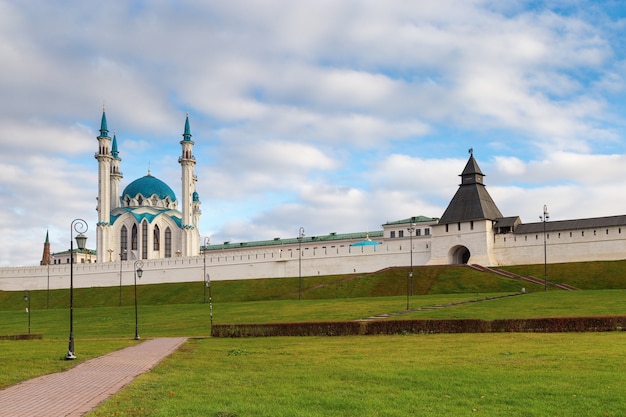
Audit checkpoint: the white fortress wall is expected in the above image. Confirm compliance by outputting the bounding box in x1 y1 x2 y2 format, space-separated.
493 224 626 265
0 237 431 291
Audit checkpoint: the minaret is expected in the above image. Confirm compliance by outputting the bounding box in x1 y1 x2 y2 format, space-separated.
95 109 112 263
110 131 123 210
178 113 199 256
40 230 51 265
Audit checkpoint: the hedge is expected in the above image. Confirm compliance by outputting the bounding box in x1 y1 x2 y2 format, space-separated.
211 316 626 337
0 334 43 340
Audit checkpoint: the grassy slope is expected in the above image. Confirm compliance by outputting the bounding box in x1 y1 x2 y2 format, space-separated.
0 263 555 311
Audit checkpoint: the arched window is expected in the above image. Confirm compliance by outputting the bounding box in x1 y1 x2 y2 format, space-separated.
142 221 148 259
154 225 160 251
120 226 128 260
165 227 172 258
131 224 138 251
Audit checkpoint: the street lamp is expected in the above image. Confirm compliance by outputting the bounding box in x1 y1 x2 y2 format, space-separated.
24 291 30 334
66 218 88 360
206 273 213 328
298 227 305 301
46 255 53 310
540 205 550 291
119 249 127 307
407 223 416 310
133 260 144 340
203 237 210 304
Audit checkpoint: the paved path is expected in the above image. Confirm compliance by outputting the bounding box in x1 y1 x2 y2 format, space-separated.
0 337 188 417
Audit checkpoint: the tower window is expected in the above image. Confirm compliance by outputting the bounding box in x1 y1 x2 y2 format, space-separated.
165 228 172 258
154 225 160 251
131 224 138 251
142 221 148 259
121 226 128 260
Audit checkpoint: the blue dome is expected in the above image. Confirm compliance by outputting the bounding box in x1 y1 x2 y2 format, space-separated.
122 175 177 202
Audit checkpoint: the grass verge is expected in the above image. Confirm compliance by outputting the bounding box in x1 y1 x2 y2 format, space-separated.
88 333 626 417
0 339 137 389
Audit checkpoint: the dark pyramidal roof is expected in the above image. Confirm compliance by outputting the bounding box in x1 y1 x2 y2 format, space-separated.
439 154 503 223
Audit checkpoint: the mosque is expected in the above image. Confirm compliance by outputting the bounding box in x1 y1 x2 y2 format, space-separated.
44 111 201 266
2 111 626 291
95 110 201 263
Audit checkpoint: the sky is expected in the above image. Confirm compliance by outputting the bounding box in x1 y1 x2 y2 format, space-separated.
2 0 626 267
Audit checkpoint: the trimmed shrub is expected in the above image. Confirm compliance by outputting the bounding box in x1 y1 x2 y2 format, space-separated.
490 316 626 333
365 319 489 335
212 316 626 337
212 321 362 337
0 334 43 340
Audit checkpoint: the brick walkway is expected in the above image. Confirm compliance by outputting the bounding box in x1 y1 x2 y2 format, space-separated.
0 337 188 417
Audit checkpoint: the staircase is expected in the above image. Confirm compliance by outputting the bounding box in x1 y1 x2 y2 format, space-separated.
467 264 578 291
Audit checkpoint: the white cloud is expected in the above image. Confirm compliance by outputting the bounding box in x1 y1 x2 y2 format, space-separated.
1 0 626 265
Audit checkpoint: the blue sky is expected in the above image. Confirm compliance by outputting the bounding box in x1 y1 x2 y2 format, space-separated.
1 0 626 266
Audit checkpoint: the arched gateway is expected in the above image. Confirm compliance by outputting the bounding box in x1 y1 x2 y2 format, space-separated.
449 245 471 264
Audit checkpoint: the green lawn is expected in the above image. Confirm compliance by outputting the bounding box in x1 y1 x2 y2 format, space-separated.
0 339 137 389
2 261 626 416
88 333 626 417
3 290 626 340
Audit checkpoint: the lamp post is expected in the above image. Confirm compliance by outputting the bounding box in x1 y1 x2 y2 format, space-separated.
133 260 143 340
207 273 213 328
298 226 305 301
66 218 88 360
407 223 416 310
24 291 30 334
46 255 53 310
540 205 549 291
203 237 210 304
119 249 126 307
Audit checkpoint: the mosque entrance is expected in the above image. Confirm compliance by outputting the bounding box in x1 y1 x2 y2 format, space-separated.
449 245 471 264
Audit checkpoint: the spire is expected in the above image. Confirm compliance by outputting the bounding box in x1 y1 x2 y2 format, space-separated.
461 154 485 181
100 108 109 138
111 130 119 159
182 112 192 142
40 229 51 266
439 153 502 223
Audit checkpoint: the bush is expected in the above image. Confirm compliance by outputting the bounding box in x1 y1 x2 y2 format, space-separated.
212 316 626 337
490 316 625 332
0 334 43 340
365 319 489 335
212 321 362 337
